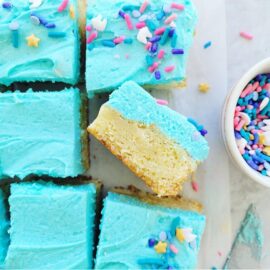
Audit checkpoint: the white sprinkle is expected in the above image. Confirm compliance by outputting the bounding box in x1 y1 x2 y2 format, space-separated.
170 21 176 28
9 21 19 30
132 10 141 18
92 15 107 32
261 125 270 131
263 131 270 146
138 14 148 22
259 97 269 111
29 0 43 9
239 112 251 125
236 138 247 150
137 26 152 44
263 119 270 125
30 15 41 25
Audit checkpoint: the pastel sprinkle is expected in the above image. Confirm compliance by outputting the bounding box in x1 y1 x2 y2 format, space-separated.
240 31 253 40
29 0 43 9
48 31 66 38
171 3 185 10
191 181 199 192
69 4 75 19
87 31 98 44
169 244 178 254
137 26 152 44
155 27 166 35
172 48 184 55
157 49 165 59
92 15 107 32
156 99 168 106
165 13 177 25
124 14 133 30
199 83 210 93
148 62 159 73
148 238 157 247
114 36 125 44
101 40 116 47
154 241 167 254
58 0 68 12
86 25 92 32
2 2 12 9
136 22 146 29
9 22 19 48
118 10 125 18
30 15 41 25
159 231 167 241
204 41 212 49
139 1 149 14
165 65 175 73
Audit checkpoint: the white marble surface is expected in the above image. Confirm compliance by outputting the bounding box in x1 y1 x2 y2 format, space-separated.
227 0 270 268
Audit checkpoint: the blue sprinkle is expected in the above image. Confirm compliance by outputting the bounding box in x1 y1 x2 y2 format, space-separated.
151 42 158 53
253 133 259 144
264 161 270 170
156 10 165 20
149 36 161 43
256 150 270 162
48 31 66 38
247 159 259 170
160 28 170 45
169 28 175 38
170 217 180 236
122 4 138 11
101 40 116 47
118 10 125 18
171 33 177 48
203 41 212 49
45 23 56 29
11 30 19 48
261 170 267 176
235 131 242 139
187 118 201 130
124 38 133 44
88 43 95 51
146 20 157 32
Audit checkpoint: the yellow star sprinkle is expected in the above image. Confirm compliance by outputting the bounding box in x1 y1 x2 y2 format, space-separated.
69 4 75 19
26 34 40 47
154 241 167 254
198 83 210 93
263 146 270 156
259 134 265 145
176 228 185 243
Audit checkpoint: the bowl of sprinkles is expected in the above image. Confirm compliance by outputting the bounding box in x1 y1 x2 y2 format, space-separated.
223 58 270 187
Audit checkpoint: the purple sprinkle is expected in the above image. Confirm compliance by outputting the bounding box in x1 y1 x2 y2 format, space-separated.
172 48 184 55
149 36 161 43
169 28 175 37
2 2 12 9
45 23 56 29
200 129 208 136
119 10 125 18
148 238 157 247
155 70 161 80
151 42 158 53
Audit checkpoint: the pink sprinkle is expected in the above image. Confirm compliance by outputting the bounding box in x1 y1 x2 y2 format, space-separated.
239 148 245 155
86 25 92 32
158 49 165 59
139 1 149 14
165 13 177 24
235 106 242 112
154 27 166 35
58 0 69 12
164 65 175 73
252 81 259 91
136 22 146 29
235 119 245 131
114 36 125 44
148 62 159 73
170 244 178 254
256 86 262 93
240 84 252 98
171 2 185 10
87 31 98 44
240 31 253 40
252 145 258 150
145 42 152 50
156 99 169 105
218 251 222 257
258 164 264 171
191 181 199 192
265 83 270 90
124 14 133 30
234 117 240 127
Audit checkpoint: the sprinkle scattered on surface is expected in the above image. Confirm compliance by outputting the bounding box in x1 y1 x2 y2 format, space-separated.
240 31 253 40
203 41 212 49
199 83 210 93
26 34 40 47
191 181 199 192
58 0 68 12
156 99 168 105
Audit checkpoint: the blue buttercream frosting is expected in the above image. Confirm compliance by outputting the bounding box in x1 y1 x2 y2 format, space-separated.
95 192 206 269
0 190 9 268
86 0 197 95
0 0 80 85
0 88 84 179
107 81 209 161
4 181 97 269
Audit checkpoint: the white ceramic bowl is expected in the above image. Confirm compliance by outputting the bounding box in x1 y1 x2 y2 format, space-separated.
223 57 270 187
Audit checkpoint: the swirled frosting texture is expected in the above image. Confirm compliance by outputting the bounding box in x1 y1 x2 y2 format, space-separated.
0 88 84 179
5 182 97 269
86 0 197 95
0 190 9 268
0 0 80 85
95 193 206 269
107 81 209 162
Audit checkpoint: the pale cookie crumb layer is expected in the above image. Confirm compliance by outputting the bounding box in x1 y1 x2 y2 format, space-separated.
88 105 197 196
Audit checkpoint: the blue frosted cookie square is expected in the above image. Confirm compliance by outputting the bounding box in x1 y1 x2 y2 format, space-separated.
5 181 99 269
0 190 9 268
95 191 206 269
85 0 197 96
0 88 89 179
0 0 80 85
